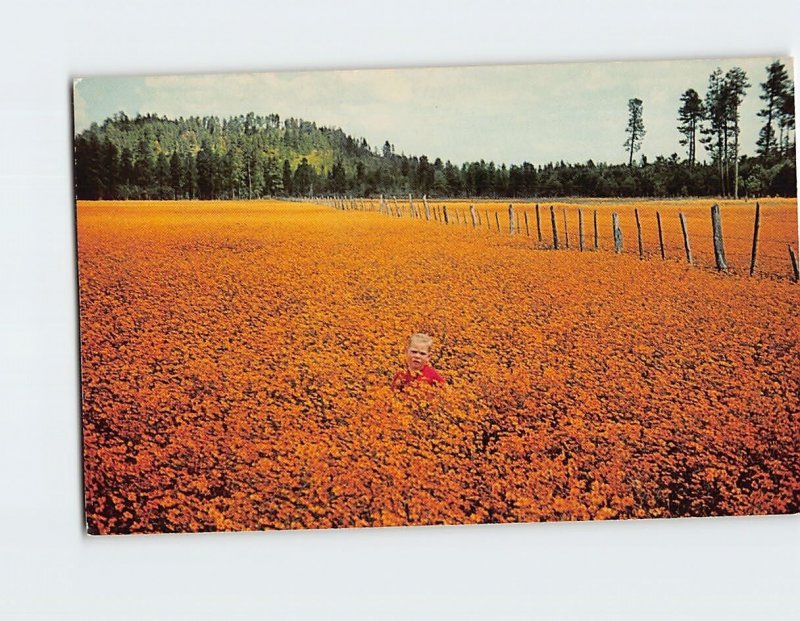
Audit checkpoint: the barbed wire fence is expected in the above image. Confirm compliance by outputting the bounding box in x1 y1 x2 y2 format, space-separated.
314 194 800 283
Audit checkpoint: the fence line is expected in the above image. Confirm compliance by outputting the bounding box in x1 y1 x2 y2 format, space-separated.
313 195 798 281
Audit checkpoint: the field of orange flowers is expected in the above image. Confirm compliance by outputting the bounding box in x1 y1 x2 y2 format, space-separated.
78 199 799 534
362 197 799 279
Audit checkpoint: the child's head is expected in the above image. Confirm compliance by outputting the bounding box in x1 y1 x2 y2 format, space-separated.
405 333 433 372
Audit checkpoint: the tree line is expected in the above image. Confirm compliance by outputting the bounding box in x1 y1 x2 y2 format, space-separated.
671 60 795 198
74 60 795 201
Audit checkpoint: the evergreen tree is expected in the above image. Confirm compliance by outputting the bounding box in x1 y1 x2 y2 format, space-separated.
293 158 314 196
282 159 293 195
701 68 728 195
677 88 704 167
170 151 183 199
757 60 791 163
778 81 795 157
196 141 215 199
102 140 120 198
723 67 750 199
624 98 645 167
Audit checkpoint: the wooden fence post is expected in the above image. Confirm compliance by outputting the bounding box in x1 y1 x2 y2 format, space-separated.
711 203 728 272
562 207 570 249
612 212 623 253
593 209 599 249
495 211 501 233
524 211 530 237
443 205 449 224
470 204 477 228
656 211 665 260
679 212 692 264
550 205 560 249
508 204 516 235
536 203 543 242
423 194 431 221
516 211 521 234
578 208 584 252
789 245 800 282
393 196 401 217
408 194 415 218
635 208 643 259
750 202 761 276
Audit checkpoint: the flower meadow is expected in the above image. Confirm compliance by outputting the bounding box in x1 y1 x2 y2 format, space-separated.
77 199 799 534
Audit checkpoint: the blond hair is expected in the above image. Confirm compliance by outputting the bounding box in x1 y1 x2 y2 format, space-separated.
408 333 433 349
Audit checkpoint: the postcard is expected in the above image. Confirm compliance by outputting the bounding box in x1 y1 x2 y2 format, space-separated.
74 57 798 534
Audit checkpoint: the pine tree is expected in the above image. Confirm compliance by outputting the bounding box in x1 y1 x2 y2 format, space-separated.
757 60 791 163
624 98 645 167
677 89 704 167
170 151 183 199
724 67 750 199
701 68 727 195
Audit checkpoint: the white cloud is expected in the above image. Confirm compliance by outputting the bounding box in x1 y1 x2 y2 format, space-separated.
78 56 793 164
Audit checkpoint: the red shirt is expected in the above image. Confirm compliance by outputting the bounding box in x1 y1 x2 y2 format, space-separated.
392 364 445 389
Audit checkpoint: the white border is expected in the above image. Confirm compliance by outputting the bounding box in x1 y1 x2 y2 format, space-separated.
1 1 798 618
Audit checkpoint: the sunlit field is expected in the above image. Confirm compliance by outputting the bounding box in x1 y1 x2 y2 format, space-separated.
78 199 799 534
367 197 798 279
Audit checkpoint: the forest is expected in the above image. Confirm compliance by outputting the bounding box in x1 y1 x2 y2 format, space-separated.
73 61 796 201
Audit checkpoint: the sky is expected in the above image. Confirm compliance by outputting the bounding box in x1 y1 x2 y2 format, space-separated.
73 56 793 166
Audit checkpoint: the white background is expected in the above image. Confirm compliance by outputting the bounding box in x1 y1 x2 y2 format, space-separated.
1 1 798 618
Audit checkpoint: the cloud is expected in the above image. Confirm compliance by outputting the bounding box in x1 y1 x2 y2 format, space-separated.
77 56 792 164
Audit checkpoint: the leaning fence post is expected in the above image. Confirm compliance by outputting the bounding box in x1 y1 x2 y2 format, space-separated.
535 203 543 242
656 211 665 260
593 209 599 249
711 203 727 272
550 205 560 249
679 212 692 264
789 245 799 282
469 204 477 228
495 211 501 233
423 194 431 221
442 205 449 225
562 208 570 249
393 196 401 217
612 212 623 253
524 211 530 237
508 204 516 235
635 208 644 259
578 208 584 252
750 202 761 276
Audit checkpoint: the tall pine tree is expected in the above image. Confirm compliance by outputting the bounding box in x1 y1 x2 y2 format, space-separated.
624 98 645 167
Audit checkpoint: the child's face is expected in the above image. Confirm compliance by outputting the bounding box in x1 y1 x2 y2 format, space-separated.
406 340 431 372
